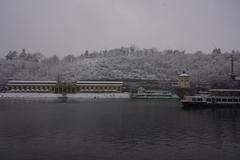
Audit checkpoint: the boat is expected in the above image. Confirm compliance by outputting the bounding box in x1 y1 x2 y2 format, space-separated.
181 89 240 107
132 87 179 100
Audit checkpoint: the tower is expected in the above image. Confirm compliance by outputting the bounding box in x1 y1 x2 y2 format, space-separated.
177 72 191 88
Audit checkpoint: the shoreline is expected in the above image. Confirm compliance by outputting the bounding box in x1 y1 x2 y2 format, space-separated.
0 92 131 102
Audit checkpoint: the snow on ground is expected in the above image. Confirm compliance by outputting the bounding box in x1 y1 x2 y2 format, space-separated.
0 93 60 101
68 93 130 99
0 92 131 101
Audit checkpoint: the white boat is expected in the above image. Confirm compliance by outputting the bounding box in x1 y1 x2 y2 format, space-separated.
181 89 240 107
132 87 179 100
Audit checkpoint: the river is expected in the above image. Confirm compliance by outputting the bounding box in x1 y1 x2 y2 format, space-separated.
0 100 240 160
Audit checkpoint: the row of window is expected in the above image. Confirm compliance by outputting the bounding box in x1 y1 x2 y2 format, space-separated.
192 98 203 102
215 98 239 102
8 86 121 91
75 86 120 91
9 86 53 91
192 97 240 102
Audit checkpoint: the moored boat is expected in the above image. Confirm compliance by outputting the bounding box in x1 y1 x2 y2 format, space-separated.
181 89 240 107
132 87 179 100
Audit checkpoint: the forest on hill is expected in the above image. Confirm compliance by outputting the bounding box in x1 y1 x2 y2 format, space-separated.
1 46 240 85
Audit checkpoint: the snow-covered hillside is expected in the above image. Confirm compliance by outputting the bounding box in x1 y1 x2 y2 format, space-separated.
1 47 240 84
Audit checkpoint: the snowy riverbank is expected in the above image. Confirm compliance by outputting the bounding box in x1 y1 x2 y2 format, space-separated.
67 93 130 102
0 93 60 101
0 92 131 102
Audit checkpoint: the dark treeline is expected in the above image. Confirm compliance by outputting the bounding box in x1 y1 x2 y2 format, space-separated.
1 46 240 87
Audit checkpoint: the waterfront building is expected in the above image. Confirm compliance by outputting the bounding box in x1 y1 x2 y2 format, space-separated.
75 81 122 93
7 81 57 92
7 80 123 93
177 73 191 88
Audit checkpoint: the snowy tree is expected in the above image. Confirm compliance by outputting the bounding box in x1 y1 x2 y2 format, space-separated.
19 48 27 59
6 51 18 60
63 54 75 63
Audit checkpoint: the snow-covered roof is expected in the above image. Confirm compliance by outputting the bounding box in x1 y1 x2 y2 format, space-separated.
179 73 190 77
235 76 240 81
76 81 123 84
8 80 57 84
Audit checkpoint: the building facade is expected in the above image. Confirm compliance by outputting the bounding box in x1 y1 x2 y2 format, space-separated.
177 73 191 88
7 80 123 93
7 81 57 92
75 81 122 93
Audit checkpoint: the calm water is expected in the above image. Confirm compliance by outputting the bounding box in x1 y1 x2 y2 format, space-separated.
0 100 240 160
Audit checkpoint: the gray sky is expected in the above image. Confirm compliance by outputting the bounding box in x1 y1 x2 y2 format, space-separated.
0 0 240 57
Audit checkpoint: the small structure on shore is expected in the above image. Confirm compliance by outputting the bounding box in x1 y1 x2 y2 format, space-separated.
177 72 191 89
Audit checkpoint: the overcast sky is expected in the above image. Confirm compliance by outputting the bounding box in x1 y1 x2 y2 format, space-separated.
0 0 240 57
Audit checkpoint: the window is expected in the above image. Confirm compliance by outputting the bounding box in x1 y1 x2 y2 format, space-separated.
216 98 221 102
228 99 233 102
233 99 238 102
192 98 196 102
206 98 211 102
197 98 202 102
222 98 227 102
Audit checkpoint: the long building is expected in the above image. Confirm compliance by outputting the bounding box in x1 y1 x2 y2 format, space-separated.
76 81 122 93
7 80 123 93
7 81 57 92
